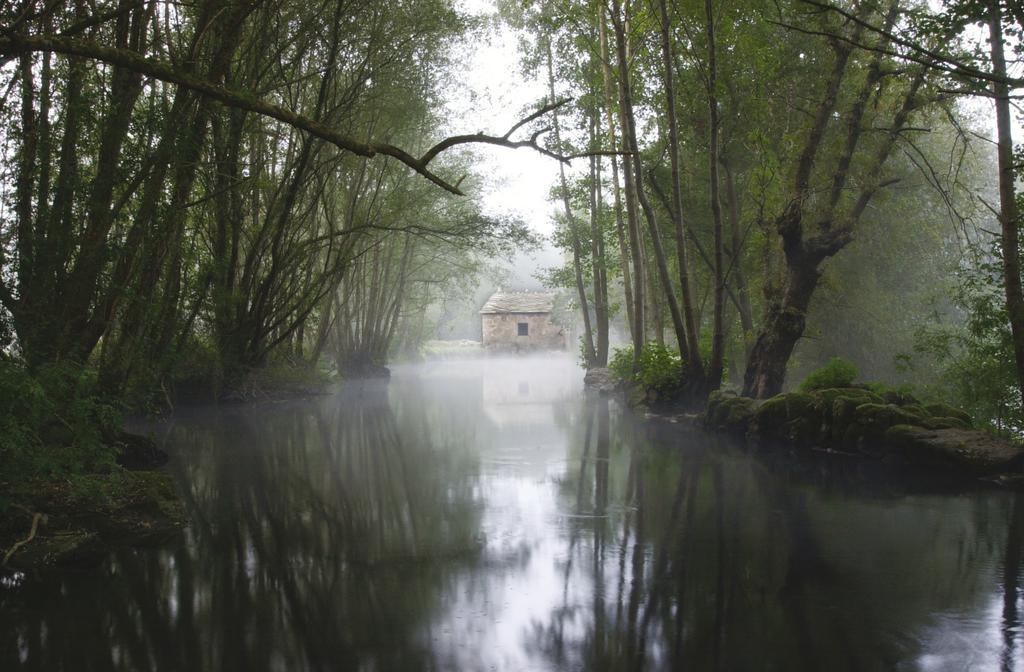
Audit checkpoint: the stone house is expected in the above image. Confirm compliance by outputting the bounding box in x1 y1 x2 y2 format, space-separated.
480 290 566 351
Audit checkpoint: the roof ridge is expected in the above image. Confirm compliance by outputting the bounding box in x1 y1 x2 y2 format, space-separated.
479 289 556 314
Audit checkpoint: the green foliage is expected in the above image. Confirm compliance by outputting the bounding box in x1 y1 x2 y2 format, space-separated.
249 359 332 390
165 336 224 401
0 360 121 480
608 345 635 383
577 336 589 367
913 245 1022 433
798 357 858 392
608 342 683 395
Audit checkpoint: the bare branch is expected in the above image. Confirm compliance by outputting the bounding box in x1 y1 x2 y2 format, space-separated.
502 98 570 140
416 98 629 168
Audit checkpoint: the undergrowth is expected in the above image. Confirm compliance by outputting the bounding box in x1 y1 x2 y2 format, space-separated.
798 357 858 392
609 342 684 395
0 360 122 484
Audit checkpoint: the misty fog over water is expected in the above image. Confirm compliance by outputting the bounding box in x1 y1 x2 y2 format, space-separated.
2 355 1022 671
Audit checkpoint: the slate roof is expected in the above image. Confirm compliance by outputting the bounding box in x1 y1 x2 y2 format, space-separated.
479 290 556 314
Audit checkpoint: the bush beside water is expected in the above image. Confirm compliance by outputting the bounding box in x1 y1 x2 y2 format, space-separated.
799 357 858 392
609 342 684 397
0 360 122 482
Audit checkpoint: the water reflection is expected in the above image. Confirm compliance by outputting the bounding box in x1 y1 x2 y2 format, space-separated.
1 356 1022 671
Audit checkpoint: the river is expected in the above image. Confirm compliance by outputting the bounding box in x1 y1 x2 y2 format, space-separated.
2 355 1022 671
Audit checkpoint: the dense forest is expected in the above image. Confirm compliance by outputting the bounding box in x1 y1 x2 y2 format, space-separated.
528 0 1023 427
0 0 1022 479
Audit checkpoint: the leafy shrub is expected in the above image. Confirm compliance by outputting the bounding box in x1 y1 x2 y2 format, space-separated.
798 357 858 392
912 246 1023 433
608 344 635 382
0 360 121 479
608 342 683 394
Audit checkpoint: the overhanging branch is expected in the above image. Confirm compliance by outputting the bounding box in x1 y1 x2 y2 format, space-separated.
0 34 621 196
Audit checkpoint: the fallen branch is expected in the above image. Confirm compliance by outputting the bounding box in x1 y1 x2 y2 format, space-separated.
2 512 43 567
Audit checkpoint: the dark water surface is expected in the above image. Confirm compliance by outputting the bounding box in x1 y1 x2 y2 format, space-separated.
3 355 1024 671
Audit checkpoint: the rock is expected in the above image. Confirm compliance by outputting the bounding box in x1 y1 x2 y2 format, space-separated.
583 367 617 394
697 384 1018 481
625 382 649 409
882 389 921 406
115 432 169 471
919 416 971 430
901 403 929 417
825 390 883 444
923 402 973 427
884 425 1024 473
704 391 759 433
810 388 884 429
840 403 929 453
748 392 824 444
811 387 884 409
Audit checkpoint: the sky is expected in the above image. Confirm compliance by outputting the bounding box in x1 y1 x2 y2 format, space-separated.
442 0 570 290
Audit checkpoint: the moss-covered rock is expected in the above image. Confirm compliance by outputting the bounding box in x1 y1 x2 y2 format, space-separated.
810 387 884 408
839 403 931 453
700 382 1015 480
809 388 884 427
900 403 929 417
923 403 973 427
919 416 971 431
704 391 759 433
881 389 921 407
884 425 1024 473
749 392 824 444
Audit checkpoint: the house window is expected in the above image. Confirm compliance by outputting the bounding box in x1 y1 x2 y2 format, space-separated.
517 322 529 336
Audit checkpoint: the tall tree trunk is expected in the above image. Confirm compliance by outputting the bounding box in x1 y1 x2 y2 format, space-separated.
741 7 897 398
658 0 705 383
723 159 755 357
743 253 819 398
612 0 688 367
589 104 610 365
705 0 725 389
13 53 37 328
989 1 1024 407
546 39 596 366
609 0 645 366
599 10 635 344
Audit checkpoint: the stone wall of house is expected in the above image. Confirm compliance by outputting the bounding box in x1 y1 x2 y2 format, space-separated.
481 313 566 351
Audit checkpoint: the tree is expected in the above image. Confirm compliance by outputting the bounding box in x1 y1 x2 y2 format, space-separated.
0 0 603 398
770 0 1024 406
742 1 932 397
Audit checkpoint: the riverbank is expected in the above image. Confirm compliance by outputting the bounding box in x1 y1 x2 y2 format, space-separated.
0 455 185 572
585 369 1024 486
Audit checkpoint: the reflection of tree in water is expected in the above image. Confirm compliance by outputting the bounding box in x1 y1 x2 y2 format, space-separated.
3 377 1023 671
0 383 483 671
531 398 1024 672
